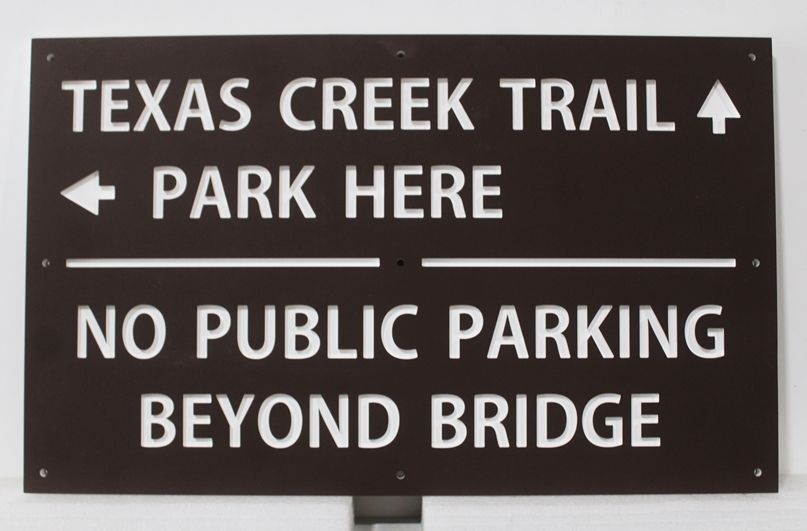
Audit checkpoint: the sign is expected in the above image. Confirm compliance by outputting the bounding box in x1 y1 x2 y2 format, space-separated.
25 36 777 494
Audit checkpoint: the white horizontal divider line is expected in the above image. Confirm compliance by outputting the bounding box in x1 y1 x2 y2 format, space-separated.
421 258 736 268
65 257 381 269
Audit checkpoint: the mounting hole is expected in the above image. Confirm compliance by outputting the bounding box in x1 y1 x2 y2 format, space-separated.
748 53 757 62
41 258 50 268
46 53 55 63
395 50 406 59
396 258 406 267
395 470 406 480
39 468 48 478
753 467 763 478
751 258 760 268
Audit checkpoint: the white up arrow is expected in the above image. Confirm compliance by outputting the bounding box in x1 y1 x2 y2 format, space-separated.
697 80 740 135
60 171 116 215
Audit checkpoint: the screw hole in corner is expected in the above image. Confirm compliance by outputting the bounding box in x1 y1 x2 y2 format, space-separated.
395 49 406 59
753 467 763 478
39 468 48 478
46 53 55 63
748 52 757 62
395 470 406 480
41 258 50 268
752 258 761 268
396 258 406 267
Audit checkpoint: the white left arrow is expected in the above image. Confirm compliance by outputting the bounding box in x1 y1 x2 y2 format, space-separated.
697 79 741 135
60 171 116 215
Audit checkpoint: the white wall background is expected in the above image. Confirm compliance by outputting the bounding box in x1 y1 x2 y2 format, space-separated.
0 0 805 484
